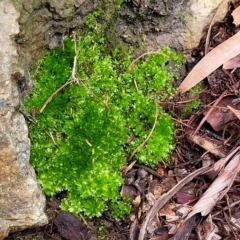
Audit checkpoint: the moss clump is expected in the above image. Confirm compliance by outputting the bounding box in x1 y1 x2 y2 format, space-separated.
181 83 202 118
25 9 183 218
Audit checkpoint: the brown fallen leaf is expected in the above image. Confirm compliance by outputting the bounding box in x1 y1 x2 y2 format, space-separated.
223 54 240 69
175 151 240 240
227 105 240 120
206 146 240 181
204 95 240 131
175 190 199 205
159 203 191 222
195 215 221 240
177 31 240 93
232 5 240 26
190 133 227 158
187 152 240 219
138 166 209 240
174 214 200 240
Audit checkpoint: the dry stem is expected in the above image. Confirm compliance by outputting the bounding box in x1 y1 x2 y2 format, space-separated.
129 100 159 161
128 51 168 70
40 34 109 113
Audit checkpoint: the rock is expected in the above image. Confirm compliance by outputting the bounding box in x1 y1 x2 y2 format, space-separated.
0 1 48 239
12 0 94 66
179 0 228 52
110 0 228 55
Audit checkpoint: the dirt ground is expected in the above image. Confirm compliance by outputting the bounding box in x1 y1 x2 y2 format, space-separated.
7 1 240 240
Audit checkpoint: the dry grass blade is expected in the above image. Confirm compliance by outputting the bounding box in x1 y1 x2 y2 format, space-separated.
187 152 240 219
177 31 240 94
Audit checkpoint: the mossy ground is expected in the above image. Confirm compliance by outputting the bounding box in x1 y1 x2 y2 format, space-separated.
24 2 184 219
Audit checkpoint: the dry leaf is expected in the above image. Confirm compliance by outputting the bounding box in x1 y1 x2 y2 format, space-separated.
138 166 209 240
133 195 141 206
232 5 240 26
159 203 191 222
187 152 240 219
204 95 240 131
195 215 221 240
223 54 240 69
206 147 240 181
227 105 240 120
177 31 240 93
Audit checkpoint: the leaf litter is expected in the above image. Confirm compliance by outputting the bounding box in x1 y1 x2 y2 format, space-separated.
138 1 240 240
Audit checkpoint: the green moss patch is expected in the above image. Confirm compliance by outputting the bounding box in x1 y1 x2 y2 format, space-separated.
25 12 183 218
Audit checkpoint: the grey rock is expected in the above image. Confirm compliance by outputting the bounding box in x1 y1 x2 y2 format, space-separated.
0 1 47 239
179 0 228 53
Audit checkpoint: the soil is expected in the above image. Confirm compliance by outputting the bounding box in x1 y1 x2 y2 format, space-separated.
7 1 240 240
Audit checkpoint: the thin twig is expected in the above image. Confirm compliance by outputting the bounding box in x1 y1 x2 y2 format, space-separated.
128 51 168 70
171 117 195 129
133 79 139 92
223 211 239 240
212 199 240 217
46 131 58 147
40 33 110 113
129 100 159 161
205 0 231 55
40 79 76 113
79 80 110 110
193 92 226 135
134 163 162 178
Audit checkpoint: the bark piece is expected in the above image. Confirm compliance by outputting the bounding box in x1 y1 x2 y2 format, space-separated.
54 211 89 240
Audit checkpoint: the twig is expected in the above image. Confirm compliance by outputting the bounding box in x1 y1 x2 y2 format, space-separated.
46 131 58 147
134 163 162 178
129 100 159 161
212 199 240 217
223 211 239 240
193 92 226 135
128 51 168 70
205 0 231 55
133 79 139 92
71 32 79 82
171 117 195 129
40 79 76 113
40 33 109 113
40 77 109 113
138 165 209 240
122 160 137 174
79 80 110 110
